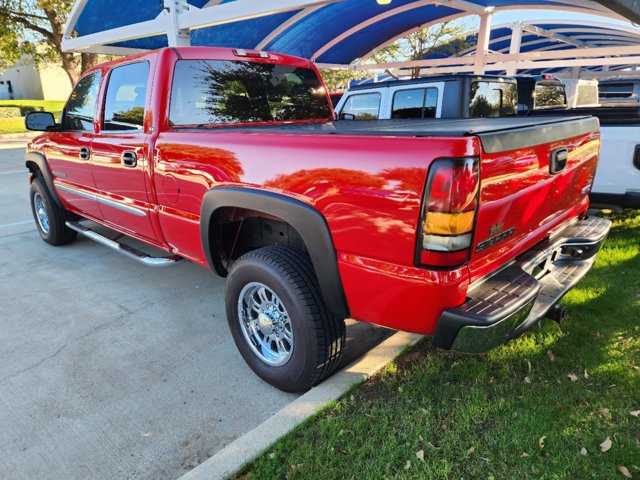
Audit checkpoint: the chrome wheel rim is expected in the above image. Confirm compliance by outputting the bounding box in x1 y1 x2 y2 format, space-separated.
33 192 50 234
237 282 293 367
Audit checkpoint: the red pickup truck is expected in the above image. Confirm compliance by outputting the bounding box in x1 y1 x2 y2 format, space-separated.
24 47 610 392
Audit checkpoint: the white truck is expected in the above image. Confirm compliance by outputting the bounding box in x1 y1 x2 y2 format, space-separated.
530 105 640 209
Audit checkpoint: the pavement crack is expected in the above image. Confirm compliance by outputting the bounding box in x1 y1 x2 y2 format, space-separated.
0 342 69 385
0 302 155 385
0 283 206 385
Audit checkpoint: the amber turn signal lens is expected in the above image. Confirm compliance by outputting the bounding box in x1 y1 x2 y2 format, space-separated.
424 211 475 236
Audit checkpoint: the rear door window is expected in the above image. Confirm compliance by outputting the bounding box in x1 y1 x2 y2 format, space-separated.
103 62 149 131
339 93 381 120
469 81 517 117
62 71 102 131
391 88 438 119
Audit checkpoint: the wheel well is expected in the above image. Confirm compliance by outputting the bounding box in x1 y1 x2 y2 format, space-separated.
26 161 42 179
209 207 309 276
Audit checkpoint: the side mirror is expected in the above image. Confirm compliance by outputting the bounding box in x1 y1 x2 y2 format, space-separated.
339 112 356 120
25 111 56 131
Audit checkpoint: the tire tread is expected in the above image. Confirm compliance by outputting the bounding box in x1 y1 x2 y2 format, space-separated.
228 245 345 391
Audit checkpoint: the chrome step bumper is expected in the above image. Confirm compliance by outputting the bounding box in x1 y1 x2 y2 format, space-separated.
433 216 612 353
66 221 182 267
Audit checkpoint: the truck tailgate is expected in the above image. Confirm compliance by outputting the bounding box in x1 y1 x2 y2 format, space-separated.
469 116 600 282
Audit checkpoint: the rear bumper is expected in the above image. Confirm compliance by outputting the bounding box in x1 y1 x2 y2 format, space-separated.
433 216 612 353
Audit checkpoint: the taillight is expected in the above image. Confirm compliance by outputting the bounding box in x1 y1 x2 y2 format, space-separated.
417 157 479 268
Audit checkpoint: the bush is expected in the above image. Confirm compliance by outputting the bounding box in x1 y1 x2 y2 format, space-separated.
0 105 44 118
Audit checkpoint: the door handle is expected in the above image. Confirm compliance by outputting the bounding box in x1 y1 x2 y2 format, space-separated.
79 147 91 160
121 151 138 168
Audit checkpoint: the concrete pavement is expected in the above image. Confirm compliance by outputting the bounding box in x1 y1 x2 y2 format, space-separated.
0 144 392 479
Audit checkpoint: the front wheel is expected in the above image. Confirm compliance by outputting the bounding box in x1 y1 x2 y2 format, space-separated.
29 177 77 246
225 246 345 392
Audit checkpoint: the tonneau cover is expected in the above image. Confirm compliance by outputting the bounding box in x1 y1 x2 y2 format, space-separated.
183 116 599 154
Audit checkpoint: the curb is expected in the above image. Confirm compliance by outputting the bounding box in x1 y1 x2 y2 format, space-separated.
179 330 423 480
0 132 37 140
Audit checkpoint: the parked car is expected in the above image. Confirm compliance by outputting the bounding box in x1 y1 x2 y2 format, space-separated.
562 78 600 108
334 74 518 119
515 75 567 114
599 78 640 105
529 105 640 208
24 47 610 392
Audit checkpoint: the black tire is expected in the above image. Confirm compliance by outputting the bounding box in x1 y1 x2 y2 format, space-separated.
225 246 345 392
29 177 77 246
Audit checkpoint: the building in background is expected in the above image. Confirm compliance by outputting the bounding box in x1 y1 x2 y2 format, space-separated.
0 58 72 101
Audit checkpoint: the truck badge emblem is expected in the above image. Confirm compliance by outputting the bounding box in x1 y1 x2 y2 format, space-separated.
476 225 516 252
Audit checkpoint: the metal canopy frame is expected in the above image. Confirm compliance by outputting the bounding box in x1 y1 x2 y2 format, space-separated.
62 0 640 77
392 19 640 77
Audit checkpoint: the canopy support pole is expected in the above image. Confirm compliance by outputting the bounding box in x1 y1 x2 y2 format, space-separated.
166 0 192 47
474 13 493 74
505 21 522 76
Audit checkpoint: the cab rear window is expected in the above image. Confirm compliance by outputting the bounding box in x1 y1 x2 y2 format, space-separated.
169 60 331 126
469 81 517 117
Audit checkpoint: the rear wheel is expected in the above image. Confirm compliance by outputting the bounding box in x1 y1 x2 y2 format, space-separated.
29 177 77 246
225 246 345 392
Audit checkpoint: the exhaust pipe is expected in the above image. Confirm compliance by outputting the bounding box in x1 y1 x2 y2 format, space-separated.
546 304 567 324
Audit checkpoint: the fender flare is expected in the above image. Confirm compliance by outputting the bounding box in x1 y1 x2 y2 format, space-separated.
200 186 350 320
25 151 63 208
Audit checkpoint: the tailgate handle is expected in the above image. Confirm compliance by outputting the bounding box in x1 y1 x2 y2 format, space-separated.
121 151 138 168
550 147 568 174
634 145 640 171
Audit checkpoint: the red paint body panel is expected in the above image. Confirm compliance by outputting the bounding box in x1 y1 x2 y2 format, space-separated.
43 132 103 219
26 47 600 335
469 132 598 282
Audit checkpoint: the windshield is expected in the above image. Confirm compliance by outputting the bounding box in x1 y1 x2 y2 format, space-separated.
534 84 566 109
169 60 331 126
469 81 517 117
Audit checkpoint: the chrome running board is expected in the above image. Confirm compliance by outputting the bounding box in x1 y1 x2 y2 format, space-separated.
66 220 182 267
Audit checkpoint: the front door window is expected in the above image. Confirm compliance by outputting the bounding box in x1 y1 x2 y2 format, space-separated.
62 72 102 131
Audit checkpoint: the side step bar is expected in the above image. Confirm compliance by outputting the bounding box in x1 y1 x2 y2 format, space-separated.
66 221 182 267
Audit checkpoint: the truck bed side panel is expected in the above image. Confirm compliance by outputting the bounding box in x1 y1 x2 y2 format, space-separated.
154 132 477 266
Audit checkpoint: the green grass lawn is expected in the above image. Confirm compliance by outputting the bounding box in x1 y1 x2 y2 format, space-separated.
241 210 640 480
0 100 64 133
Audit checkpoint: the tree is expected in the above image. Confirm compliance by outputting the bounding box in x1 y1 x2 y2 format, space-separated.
0 0 100 84
369 21 472 79
317 68 368 92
